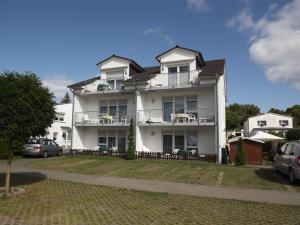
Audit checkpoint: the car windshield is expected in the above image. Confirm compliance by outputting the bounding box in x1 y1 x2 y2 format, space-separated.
28 139 40 144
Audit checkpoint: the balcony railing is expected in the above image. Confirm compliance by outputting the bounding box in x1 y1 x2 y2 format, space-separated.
75 111 135 126
138 108 215 125
82 79 126 93
148 71 199 89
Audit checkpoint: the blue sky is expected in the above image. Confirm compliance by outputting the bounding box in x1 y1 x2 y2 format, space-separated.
0 0 299 112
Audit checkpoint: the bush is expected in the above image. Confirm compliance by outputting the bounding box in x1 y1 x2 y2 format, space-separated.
126 119 135 160
236 138 246 165
286 129 300 141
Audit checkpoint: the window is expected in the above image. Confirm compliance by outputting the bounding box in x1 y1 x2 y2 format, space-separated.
50 140 57 146
284 144 294 155
257 120 267 127
175 96 184 113
53 132 58 141
187 131 197 147
59 117 64 121
186 96 197 111
108 80 115 90
175 135 184 150
116 80 123 90
98 137 107 146
279 120 289 126
179 65 189 73
168 67 177 73
108 137 116 148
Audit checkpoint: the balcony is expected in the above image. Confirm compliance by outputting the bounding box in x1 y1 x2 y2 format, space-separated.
138 108 215 126
76 79 133 95
75 111 135 126
147 71 200 90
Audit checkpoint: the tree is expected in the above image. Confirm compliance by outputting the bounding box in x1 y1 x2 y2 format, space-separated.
126 119 135 160
286 105 300 128
268 108 285 115
60 92 71 104
286 129 300 141
226 103 260 131
0 71 56 194
235 138 246 165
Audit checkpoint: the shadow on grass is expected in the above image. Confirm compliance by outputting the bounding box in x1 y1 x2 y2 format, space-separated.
0 172 46 187
254 168 300 186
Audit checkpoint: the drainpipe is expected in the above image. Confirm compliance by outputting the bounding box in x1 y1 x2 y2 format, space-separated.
215 73 221 164
70 89 75 151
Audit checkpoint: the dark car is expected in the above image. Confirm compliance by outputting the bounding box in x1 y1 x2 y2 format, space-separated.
273 141 300 184
23 138 62 158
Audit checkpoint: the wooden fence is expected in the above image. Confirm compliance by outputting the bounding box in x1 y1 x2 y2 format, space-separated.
69 149 217 163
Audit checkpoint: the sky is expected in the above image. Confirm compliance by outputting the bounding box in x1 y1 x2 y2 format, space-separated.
0 0 299 112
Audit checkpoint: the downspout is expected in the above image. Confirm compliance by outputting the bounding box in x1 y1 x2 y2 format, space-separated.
215 73 220 163
70 89 75 151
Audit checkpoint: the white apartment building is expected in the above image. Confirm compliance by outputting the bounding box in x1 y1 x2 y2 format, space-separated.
244 112 293 137
46 103 72 149
68 46 227 162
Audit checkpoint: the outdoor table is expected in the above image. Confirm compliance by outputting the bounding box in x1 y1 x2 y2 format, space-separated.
175 113 189 122
99 115 113 123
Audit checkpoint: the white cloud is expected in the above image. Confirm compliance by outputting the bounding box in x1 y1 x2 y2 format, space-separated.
143 26 175 45
227 0 300 90
42 74 74 101
186 0 208 13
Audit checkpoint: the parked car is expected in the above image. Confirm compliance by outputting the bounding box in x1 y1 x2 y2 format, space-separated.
23 138 62 158
273 141 300 184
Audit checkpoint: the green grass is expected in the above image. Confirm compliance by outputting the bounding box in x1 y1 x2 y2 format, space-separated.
0 174 299 225
27 156 300 192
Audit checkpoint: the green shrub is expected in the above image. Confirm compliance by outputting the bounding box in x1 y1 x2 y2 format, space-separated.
126 119 135 160
236 138 246 165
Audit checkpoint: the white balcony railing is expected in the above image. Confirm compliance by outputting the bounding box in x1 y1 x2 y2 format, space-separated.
82 79 125 93
75 111 135 126
138 108 215 125
148 71 199 89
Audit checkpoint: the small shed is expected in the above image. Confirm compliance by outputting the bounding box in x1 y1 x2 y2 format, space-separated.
228 137 265 165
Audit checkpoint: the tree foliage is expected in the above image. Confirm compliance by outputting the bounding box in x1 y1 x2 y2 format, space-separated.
0 71 56 192
235 138 246 165
60 92 71 104
126 119 135 160
226 103 260 131
286 129 300 141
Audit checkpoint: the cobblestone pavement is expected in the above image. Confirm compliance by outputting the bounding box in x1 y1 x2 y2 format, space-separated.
1 160 299 206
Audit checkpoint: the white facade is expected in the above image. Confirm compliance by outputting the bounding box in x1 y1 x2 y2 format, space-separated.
244 113 293 137
69 46 227 163
46 103 72 149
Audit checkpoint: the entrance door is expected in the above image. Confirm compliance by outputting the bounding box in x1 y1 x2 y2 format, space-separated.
163 135 173 154
118 137 126 153
163 102 173 122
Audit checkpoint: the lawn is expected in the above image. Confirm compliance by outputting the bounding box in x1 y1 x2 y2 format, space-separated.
0 173 299 225
26 156 300 192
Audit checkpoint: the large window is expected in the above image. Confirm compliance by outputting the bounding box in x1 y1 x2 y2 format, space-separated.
175 96 184 113
279 120 289 126
99 100 127 118
257 120 267 127
186 131 198 152
98 130 126 151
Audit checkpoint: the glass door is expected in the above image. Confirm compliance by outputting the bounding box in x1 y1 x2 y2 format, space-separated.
163 135 173 154
168 67 177 86
179 65 189 86
163 101 173 122
118 137 126 153
175 135 184 150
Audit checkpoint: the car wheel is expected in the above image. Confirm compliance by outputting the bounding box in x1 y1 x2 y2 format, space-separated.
42 151 48 158
273 162 278 173
289 169 295 184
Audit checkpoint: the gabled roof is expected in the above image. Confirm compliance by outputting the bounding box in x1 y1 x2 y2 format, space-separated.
67 76 100 88
124 59 225 83
155 45 206 67
247 112 293 120
96 54 144 72
228 137 265 144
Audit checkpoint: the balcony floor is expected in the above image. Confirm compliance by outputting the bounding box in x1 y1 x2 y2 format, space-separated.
75 122 130 127
138 121 215 127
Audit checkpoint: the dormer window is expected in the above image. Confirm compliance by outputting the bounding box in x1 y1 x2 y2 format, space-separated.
279 120 289 126
257 120 266 127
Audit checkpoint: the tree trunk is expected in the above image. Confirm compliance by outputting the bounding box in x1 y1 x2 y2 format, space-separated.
5 138 13 194
5 157 11 194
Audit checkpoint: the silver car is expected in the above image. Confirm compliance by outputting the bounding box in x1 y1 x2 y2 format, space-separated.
23 138 62 158
273 141 300 184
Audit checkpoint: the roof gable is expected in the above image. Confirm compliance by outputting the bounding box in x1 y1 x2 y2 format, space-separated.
96 55 144 72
